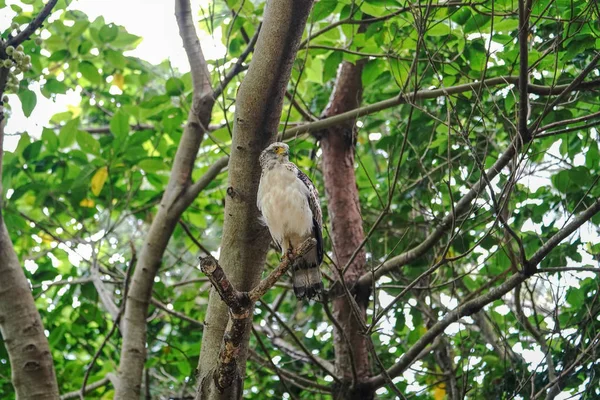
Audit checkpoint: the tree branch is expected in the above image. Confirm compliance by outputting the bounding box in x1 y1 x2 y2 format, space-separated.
7 0 58 47
198 238 316 392
281 76 600 139
59 373 116 400
175 0 212 97
213 24 262 99
116 1 217 397
366 197 600 390
150 298 204 328
518 0 532 143
177 156 229 208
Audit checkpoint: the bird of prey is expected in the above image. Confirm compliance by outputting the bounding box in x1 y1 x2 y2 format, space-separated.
257 142 324 300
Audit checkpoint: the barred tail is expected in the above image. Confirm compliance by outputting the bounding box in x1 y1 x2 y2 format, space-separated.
292 246 323 300
292 264 323 300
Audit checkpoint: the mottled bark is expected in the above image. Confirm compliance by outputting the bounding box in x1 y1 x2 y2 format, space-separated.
318 60 373 399
0 127 58 399
195 1 314 399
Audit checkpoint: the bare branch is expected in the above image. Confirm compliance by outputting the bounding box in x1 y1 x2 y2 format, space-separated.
150 298 204 328
175 0 212 97
214 24 262 99
197 238 317 392
59 374 115 400
82 250 136 398
249 239 315 301
281 76 600 139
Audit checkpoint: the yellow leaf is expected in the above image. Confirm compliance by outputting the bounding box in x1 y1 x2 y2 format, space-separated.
113 72 124 90
79 198 95 208
39 233 54 244
91 167 108 196
433 383 446 400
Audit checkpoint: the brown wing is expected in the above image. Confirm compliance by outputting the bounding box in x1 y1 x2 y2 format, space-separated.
296 168 323 265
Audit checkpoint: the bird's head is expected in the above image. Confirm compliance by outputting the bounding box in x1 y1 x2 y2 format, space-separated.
259 142 289 168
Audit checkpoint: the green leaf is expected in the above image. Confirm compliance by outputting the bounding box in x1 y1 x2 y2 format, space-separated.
44 78 68 95
138 158 168 173
99 23 119 42
42 128 59 152
105 49 127 68
311 0 337 21
166 77 185 96
79 61 103 85
18 89 37 117
110 109 130 140
23 141 42 161
566 287 584 308
59 118 80 148
76 130 100 155
551 170 572 193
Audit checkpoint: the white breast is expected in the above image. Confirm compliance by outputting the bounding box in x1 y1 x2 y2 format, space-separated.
257 166 314 251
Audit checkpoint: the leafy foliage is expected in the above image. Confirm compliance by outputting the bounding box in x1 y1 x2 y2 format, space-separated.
1 0 600 398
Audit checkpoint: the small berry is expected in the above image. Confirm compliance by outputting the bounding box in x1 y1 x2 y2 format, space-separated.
11 22 19 30
2 95 8 103
35 38 43 46
16 45 24 52
14 67 22 74
24 64 31 71
6 46 14 55
3 59 12 68
24 55 31 63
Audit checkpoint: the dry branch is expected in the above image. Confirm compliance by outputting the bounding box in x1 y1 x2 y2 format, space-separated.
198 238 316 392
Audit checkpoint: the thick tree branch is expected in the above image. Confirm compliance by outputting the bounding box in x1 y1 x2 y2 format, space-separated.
116 1 217 398
198 239 316 392
176 0 212 97
195 1 315 398
177 156 229 208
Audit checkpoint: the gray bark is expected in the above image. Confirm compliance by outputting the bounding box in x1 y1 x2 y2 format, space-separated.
115 1 216 398
195 0 314 398
0 121 59 399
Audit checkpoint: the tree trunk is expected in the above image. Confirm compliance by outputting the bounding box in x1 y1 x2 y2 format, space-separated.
0 224 59 400
115 1 215 397
195 1 314 399
319 60 374 399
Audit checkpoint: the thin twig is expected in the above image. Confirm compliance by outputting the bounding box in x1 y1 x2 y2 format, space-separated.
80 247 136 398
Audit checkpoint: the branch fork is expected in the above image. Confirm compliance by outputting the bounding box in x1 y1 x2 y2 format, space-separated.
198 238 316 392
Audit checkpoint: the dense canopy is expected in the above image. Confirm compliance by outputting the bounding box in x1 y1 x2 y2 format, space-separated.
0 0 599 399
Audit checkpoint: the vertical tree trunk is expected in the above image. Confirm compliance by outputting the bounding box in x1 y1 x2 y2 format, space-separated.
116 1 215 398
195 1 313 399
0 123 59 399
318 60 374 399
